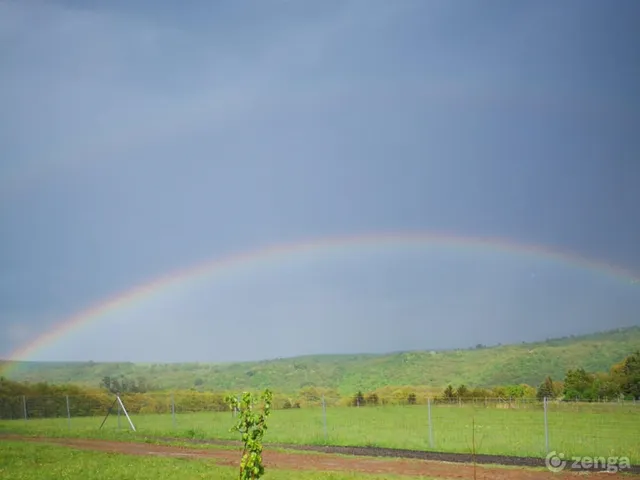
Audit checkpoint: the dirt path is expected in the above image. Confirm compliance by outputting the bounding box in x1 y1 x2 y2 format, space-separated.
3 435 637 480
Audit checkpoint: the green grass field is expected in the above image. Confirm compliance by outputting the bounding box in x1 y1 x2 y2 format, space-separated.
1 401 637 463
0 441 441 480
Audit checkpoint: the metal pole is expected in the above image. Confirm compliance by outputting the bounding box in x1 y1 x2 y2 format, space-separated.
322 395 327 443
116 395 136 432
99 398 118 430
22 395 27 421
427 397 434 449
171 392 176 429
66 395 71 430
543 396 549 453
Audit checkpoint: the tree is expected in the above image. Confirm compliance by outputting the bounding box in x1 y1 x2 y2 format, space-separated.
366 393 379 406
536 376 555 400
504 384 529 398
407 393 417 405
612 351 640 399
120 378 130 393
455 384 469 398
352 391 365 407
225 389 273 480
298 387 322 404
100 375 151 394
443 384 455 399
100 376 121 394
563 368 596 401
100 376 112 391
593 372 620 400
136 376 149 393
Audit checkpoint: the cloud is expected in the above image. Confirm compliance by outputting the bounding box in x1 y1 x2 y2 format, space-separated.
1 1 398 190
5 323 33 345
1 0 639 362
2 0 595 194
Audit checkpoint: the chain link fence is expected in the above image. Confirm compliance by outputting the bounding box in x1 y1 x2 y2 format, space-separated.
0 394 637 462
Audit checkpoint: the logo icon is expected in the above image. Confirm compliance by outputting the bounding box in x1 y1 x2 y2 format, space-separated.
545 451 567 472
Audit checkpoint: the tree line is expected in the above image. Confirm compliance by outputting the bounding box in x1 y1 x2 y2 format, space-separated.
349 351 639 406
535 350 639 401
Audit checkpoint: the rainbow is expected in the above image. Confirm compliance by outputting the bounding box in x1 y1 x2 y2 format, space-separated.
2 230 639 374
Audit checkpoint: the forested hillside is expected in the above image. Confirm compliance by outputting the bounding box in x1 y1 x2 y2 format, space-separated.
1 327 638 394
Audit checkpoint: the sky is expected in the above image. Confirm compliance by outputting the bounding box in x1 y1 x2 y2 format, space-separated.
1 0 639 363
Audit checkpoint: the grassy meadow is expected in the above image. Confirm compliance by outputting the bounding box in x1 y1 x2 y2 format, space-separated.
0 440 442 480
1 401 638 463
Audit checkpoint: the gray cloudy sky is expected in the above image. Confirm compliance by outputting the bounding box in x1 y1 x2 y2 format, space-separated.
1 0 639 363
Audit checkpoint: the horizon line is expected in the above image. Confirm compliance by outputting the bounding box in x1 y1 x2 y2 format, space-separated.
2 324 637 368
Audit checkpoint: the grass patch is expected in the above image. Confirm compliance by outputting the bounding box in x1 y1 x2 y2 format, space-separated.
1 402 638 462
0 440 439 480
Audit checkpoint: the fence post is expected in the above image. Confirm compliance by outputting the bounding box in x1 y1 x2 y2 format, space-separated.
171 392 176 429
543 396 549 453
66 395 71 429
427 397 434 449
22 395 27 421
116 395 136 432
322 395 327 444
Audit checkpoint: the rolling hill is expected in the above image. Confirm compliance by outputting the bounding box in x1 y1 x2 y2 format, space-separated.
1 327 639 394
